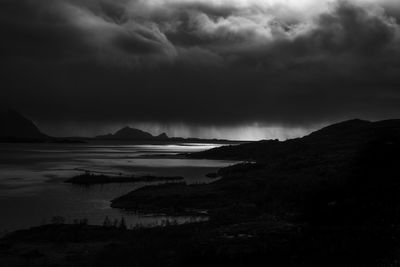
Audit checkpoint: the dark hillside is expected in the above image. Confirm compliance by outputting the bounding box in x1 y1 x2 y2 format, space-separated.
0 108 47 139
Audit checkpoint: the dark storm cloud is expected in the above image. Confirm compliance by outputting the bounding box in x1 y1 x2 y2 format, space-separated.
0 0 87 60
0 0 175 65
1 0 400 131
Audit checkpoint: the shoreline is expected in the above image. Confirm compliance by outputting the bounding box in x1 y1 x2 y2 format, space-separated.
64 173 185 185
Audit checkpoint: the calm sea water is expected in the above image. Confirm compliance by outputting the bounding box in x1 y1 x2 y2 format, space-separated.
0 141 236 233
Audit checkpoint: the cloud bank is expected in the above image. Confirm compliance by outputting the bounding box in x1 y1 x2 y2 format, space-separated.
1 0 400 137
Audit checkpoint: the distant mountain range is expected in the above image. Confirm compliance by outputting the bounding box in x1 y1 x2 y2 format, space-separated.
0 109 235 143
96 126 169 140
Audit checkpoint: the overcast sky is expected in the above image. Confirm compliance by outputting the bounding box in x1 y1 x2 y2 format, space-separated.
1 0 400 140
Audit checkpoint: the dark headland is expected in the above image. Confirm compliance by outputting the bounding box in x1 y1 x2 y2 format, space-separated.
0 108 48 142
2 118 400 266
0 109 84 143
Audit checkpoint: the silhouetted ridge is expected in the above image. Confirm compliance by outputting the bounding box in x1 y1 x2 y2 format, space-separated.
307 119 371 139
114 127 153 139
156 133 169 139
0 108 47 139
96 126 160 140
189 119 400 161
305 119 400 145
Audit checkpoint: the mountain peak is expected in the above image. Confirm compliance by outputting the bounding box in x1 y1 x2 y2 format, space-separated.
113 127 154 139
156 133 169 139
96 126 162 140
